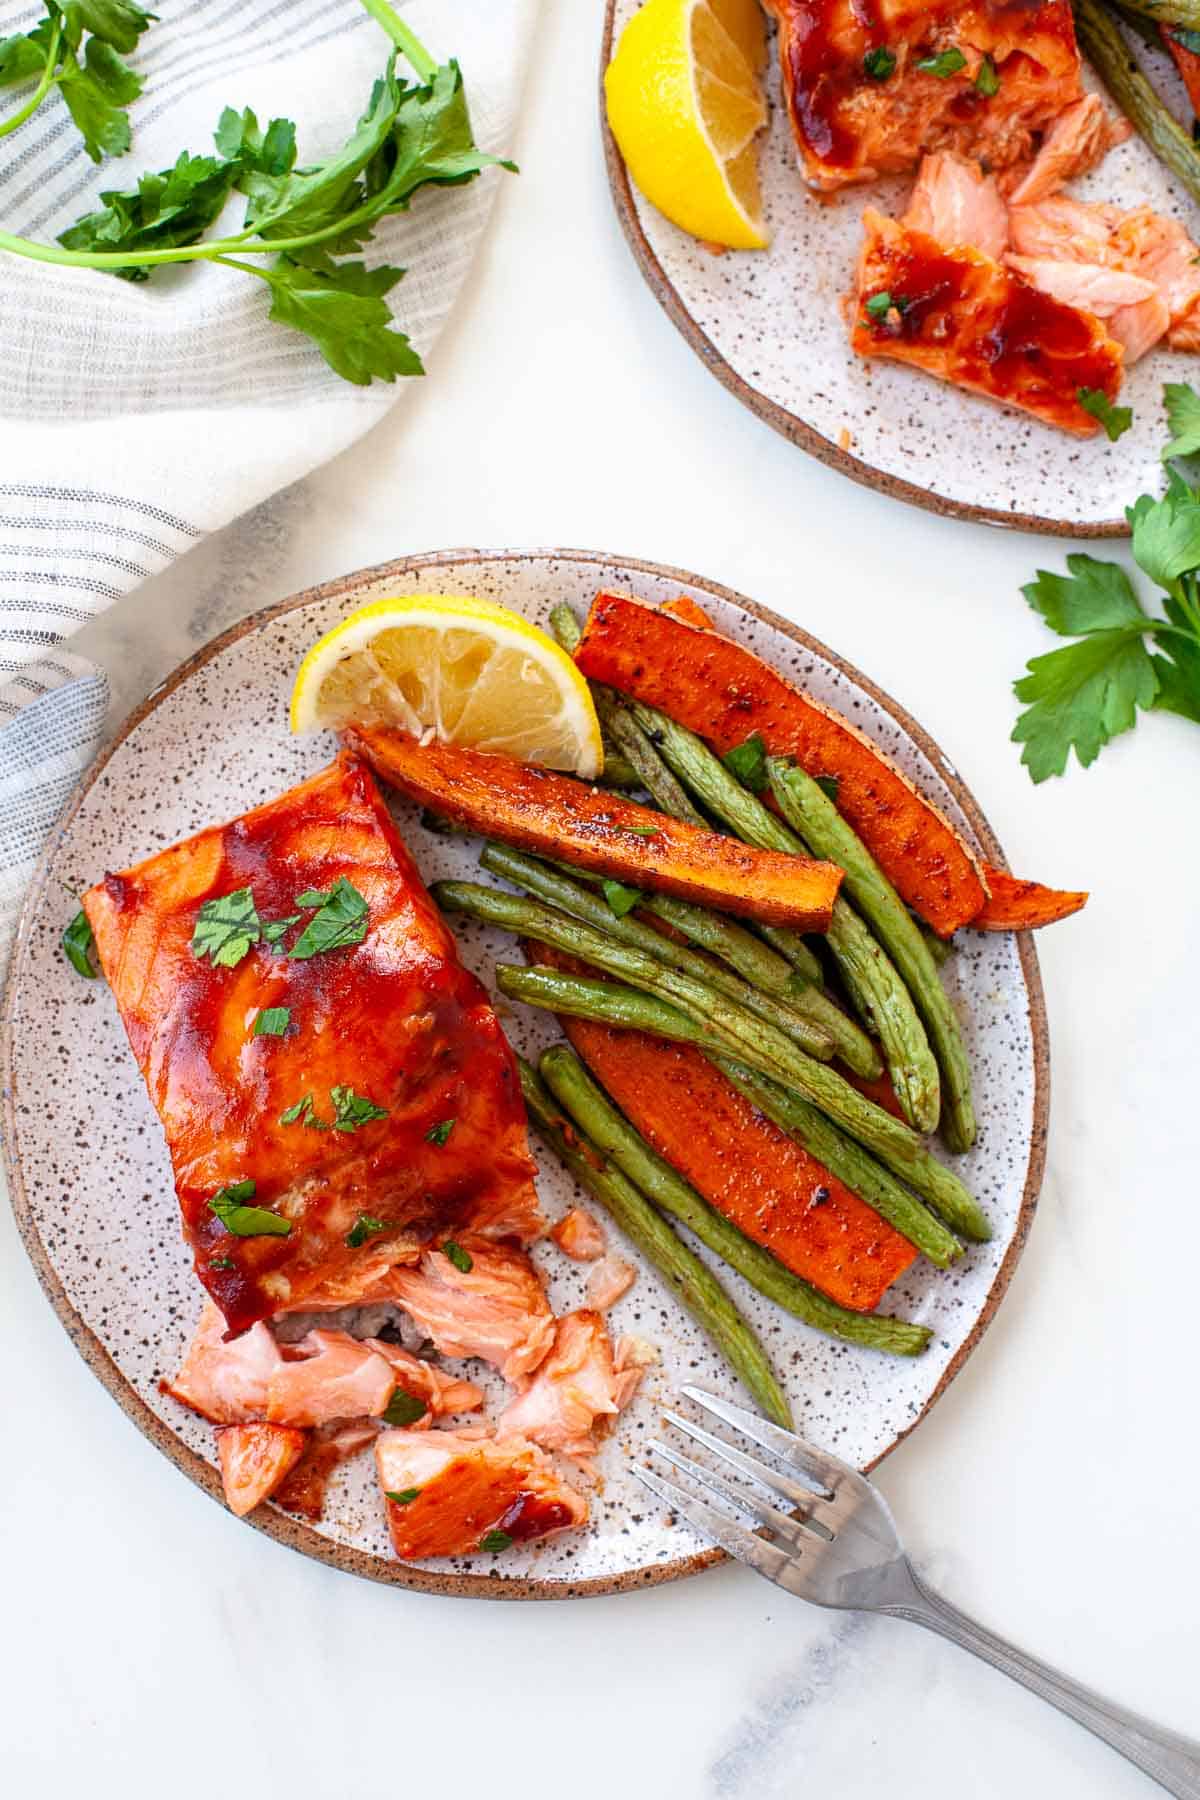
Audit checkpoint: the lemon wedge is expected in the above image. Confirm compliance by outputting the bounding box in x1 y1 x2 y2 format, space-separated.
290 593 603 778
605 0 769 252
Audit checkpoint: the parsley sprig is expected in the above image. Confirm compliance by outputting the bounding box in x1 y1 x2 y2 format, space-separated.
0 1 514 385
1013 382 1200 780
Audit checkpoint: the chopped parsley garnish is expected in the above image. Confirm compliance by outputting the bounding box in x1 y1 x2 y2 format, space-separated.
1171 26 1200 52
62 908 98 978
191 886 262 966
479 1529 512 1554
384 1487 421 1503
381 1388 428 1426
260 914 300 944
330 1085 389 1131
721 731 768 792
1076 386 1133 443
865 290 907 320
915 48 967 78
425 1118 456 1146
442 1239 473 1274
252 1006 291 1038
346 1212 388 1247
279 1093 327 1129
209 1256 235 1271
862 47 896 81
208 1178 292 1237
625 824 659 837
814 774 841 803
602 879 642 918
974 54 1000 97
288 877 369 958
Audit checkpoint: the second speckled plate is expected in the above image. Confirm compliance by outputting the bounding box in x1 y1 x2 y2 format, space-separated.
602 2 1196 535
2 548 1045 1598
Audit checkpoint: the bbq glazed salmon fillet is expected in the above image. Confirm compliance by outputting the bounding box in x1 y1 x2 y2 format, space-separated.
764 0 1081 192
849 207 1124 434
83 754 541 1337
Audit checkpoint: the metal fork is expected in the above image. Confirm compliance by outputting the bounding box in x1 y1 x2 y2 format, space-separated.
636 1387 1200 1798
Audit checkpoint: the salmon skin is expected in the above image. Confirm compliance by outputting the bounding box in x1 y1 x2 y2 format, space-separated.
765 0 1080 193
85 754 540 1338
850 209 1124 435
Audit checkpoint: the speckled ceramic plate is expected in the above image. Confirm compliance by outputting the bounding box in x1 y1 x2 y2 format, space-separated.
602 3 1197 535
2 548 1046 1598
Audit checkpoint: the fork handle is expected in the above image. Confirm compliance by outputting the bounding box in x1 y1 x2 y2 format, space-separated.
883 1561 1200 1798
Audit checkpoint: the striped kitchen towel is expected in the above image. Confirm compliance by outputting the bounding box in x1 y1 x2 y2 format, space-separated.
0 0 535 971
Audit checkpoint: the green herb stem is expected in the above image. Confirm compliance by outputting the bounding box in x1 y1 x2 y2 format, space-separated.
0 17 62 142
356 0 438 81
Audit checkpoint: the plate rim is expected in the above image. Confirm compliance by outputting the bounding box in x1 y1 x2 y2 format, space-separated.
598 0 1128 541
1 544 1049 1601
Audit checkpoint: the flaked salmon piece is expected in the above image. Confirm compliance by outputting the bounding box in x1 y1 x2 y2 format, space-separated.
377 1426 588 1560
765 0 1080 193
850 209 1124 436
586 1255 637 1311
83 753 542 1338
1004 95 1131 206
497 1311 628 1471
1004 256 1158 316
290 1245 422 1312
385 1237 556 1384
363 1340 484 1416
550 1207 607 1262
1009 196 1200 342
458 1178 548 1246
1108 291 1172 365
904 153 1008 260
162 1300 284 1424
216 1422 307 1517
276 1419 380 1521
614 1335 658 1410
265 1329 396 1427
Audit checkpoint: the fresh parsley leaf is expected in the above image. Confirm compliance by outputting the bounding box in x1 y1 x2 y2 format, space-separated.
915 48 967 78
814 774 840 803
721 731 769 791
1171 26 1200 52
1023 555 1146 637
191 887 261 966
1161 382 1200 463
1077 386 1132 443
381 1388 428 1426
294 889 328 907
384 1486 421 1503
442 1239 472 1274
974 54 1000 97
260 913 299 944
71 2 156 58
259 255 423 386
208 1178 292 1237
213 105 296 177
288 876 369 957
425 1118 455 1146
346 1212 388 1247
252 1006 290 1038
602 878 642 918
1151 594 1200 723
0 29 52 86
238 66 403 240
56 35 143 162
330 1085 388 1131
625 824 659 837
279 1093 328 1129
209 1256 235 1270
59 150 237 277
479 1529 512 1554
1130 487 1200 589
862 47 895 80
62 907 98 978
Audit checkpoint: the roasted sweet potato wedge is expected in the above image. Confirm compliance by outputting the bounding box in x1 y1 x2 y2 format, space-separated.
969 868 1088 930
346 726 843 929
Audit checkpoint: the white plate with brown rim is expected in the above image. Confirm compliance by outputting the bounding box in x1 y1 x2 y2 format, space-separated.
1 546 1047 1598
601 1 1200 536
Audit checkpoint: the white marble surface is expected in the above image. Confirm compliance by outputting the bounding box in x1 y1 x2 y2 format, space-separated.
3 4 1197 1795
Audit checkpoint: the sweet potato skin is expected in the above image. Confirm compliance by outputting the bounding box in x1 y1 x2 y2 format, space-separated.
971 867 1088 930
559 1013 917 1312
575 592 988 937
346 726 843 929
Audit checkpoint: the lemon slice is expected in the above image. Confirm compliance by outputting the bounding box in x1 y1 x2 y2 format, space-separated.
605 0 769 251
290 594 603 778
